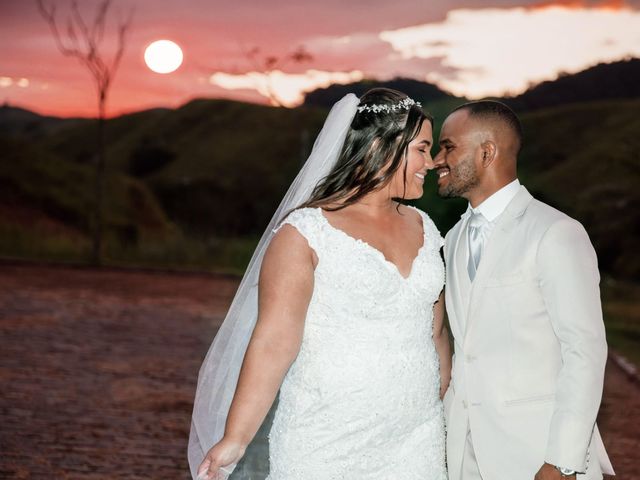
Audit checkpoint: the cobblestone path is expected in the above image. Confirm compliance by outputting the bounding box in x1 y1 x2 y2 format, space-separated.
0 264 637 479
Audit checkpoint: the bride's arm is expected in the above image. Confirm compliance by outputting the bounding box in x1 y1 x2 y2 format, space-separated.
433 291 451 399
198 225 315 479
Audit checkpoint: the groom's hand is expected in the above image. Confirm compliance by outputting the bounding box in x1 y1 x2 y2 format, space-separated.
534 463 576 480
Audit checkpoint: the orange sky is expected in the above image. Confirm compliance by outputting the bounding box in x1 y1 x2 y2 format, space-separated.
1 0 638 117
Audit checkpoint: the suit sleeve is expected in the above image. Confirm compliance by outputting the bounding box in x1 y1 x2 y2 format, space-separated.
536 218 608 472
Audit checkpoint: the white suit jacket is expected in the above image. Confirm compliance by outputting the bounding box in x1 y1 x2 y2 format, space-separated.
443 186 614 479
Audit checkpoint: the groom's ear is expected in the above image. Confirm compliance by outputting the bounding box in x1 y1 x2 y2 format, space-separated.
480 141 497 168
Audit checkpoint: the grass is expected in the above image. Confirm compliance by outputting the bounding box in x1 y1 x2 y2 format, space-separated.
601 277 640 366
0 215 257 276
105 233 258 275
0 223 91 264
516 99 640 280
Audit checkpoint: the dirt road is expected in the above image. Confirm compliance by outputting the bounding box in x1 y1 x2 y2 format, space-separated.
0 264 637 479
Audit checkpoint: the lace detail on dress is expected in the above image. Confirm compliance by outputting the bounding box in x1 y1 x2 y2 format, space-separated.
268 206 446 480
414 206 445 250
274 208 325 255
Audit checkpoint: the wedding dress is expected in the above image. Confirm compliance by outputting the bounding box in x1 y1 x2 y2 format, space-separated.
266 206 447 480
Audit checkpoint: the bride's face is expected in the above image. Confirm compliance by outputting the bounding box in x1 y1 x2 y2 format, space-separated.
388 120 434 200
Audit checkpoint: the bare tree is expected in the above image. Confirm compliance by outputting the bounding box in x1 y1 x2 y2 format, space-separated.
36 0 133 265
244 46 313 106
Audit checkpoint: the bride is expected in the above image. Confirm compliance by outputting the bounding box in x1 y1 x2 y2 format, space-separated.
190 88 451 480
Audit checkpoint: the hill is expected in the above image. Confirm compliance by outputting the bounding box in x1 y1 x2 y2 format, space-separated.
24 95 469 237
31 99 330 235
0 95 638 278
301 59 640 115
0 103 79 137
504 58 640 112
0 132 173 263
516 99 640 279
303 77 460 108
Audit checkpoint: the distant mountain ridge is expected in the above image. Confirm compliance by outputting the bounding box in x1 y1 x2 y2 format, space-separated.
303 77 456 108
2 57 638 130
0 104 77 136
300 58 640 111
503 58 640 112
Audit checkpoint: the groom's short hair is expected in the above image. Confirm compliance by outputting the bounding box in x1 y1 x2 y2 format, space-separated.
453 100 523 154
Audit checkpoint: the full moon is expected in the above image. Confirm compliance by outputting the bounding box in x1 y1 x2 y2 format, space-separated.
144 40 183 74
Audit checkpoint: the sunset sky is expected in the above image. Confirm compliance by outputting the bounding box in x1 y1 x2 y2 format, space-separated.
1 0 639 117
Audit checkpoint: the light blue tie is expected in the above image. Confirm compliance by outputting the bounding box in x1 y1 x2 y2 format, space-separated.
467 211 488 281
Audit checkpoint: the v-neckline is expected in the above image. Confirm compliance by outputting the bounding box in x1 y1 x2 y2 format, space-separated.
317 206 427 281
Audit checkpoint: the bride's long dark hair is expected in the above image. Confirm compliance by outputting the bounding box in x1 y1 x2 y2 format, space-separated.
298 88 432 211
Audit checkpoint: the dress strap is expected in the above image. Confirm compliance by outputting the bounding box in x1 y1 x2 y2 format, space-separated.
273 207 325 254
407 206 445 250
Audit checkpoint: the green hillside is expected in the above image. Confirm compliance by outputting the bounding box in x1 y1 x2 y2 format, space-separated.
38 100 329 235
33 96 466 238
517 100 640 279
0 133 174 262
504 58 640 112
0 97 638 280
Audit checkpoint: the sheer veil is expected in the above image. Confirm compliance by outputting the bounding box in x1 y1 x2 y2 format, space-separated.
188 93 360 478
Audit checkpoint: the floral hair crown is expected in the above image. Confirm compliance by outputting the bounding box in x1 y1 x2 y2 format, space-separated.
356 97 422 114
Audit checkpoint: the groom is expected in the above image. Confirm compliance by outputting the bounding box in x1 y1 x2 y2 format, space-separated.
435 101 614 480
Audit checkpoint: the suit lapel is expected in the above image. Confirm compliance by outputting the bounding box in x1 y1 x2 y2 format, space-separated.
463 187 534 344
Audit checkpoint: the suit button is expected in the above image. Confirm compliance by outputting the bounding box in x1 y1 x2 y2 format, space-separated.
462 400 468 409
471 402 482 407
465 355 476 362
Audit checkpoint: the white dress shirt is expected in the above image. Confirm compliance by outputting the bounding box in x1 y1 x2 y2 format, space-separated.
465 179 521 281
468 178 521 233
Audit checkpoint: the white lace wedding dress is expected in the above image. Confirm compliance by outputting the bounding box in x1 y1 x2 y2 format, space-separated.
267 206 447 480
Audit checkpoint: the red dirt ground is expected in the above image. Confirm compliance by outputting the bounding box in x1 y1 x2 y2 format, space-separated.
0 264 638 479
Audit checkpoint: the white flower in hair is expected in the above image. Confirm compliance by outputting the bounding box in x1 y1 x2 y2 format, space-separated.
357 97 422 114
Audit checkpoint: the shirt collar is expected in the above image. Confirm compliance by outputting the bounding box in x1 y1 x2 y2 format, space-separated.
468 179 521 222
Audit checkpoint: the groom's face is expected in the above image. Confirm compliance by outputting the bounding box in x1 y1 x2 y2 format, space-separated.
434 110 481 199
